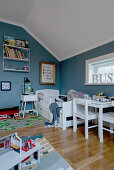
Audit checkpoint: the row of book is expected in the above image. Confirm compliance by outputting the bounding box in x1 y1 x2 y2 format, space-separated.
3 45 25 60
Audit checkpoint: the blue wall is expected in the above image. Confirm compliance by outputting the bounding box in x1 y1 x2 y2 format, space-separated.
60 41 114 97
0 22 60 108
0 21 114 110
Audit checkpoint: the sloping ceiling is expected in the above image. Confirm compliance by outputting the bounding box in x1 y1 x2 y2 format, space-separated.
0 0 114 61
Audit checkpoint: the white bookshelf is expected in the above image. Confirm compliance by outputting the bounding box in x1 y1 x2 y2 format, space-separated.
3 44 30 72
3 44 30 51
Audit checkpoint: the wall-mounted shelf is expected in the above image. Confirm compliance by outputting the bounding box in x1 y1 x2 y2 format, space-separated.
3 44 30 51
3 43 30 72
3 68 30 72
3 57 29 62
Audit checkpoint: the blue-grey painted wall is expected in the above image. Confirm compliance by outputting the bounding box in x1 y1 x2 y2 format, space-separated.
0 21 114 110
0 22 60 108
60 41 114 97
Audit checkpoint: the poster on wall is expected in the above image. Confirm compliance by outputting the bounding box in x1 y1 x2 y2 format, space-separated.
40 62 56 85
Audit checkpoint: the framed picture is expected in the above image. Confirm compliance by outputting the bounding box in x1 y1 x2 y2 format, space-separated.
40 62 56 85
1 81 11 91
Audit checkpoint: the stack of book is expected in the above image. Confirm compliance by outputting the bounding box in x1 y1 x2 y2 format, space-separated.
3 45 25 60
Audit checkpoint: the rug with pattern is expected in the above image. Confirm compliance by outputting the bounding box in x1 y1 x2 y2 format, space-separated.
23 134 73 170
0 115 46 132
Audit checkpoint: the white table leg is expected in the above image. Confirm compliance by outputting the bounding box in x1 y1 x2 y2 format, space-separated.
73 114 77 132
63 115 66 130
99 106 103 143
85 118 88 140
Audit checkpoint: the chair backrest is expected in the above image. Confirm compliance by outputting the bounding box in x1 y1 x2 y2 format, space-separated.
73 98 92 116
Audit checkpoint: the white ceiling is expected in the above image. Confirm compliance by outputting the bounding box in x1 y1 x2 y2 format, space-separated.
0 0 114 61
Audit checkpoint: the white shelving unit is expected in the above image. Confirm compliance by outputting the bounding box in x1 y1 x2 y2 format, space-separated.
3 44 30 72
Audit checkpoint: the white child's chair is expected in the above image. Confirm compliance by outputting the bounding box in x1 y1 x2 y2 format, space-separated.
101 101 114 142
73 98 98 139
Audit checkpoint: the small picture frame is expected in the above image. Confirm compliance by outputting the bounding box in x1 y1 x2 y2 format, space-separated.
1 81 11 91
40 62 56 85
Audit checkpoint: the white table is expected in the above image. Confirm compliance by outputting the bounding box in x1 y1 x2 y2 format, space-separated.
21 94 37 118
0 141 40 170
89 100 113 143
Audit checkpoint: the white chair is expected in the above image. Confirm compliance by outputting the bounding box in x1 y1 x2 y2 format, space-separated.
73 98 98 139
103 112 114 133
101 102 114 142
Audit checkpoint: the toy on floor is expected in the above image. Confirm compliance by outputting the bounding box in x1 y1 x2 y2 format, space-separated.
22 136 36 152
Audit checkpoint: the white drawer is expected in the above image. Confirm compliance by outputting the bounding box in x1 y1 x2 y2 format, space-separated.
21 95 37 102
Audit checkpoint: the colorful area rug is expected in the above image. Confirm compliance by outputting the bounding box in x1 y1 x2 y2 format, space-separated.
27 134 73 170
0 115 46 132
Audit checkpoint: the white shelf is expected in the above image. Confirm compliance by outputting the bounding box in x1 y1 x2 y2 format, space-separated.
3 44 30 51
3 57 29 62
3 41 30 72
3 68 30 72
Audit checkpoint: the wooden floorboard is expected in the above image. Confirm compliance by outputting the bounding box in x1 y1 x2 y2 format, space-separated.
0 125 113 170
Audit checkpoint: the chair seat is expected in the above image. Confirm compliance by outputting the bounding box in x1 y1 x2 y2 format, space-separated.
76 111 98 120
73 98 98 140
103 112 114 124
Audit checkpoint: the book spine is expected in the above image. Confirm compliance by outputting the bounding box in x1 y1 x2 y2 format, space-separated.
5 46 9 57
21 52 25 59
15 49 19 58
6 47 12 58
12 49 17 58
9 48 13 59
18 51 22 59
3 46 6 57
12 49 16 58
10 49 14 59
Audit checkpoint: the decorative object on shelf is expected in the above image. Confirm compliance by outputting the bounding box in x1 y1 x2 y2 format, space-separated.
40 61 56 85
1 81 11 91
24 66 28 71
3 35 15 46
92 92 106 100
15 39 26 48
24 40 29 48
24 77 31 95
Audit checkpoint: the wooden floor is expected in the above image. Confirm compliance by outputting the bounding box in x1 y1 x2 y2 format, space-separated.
0 125 114 170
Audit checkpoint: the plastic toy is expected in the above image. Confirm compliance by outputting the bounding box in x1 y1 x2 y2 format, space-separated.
22 136 36 152
0 133 21 155
96 92 104 96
